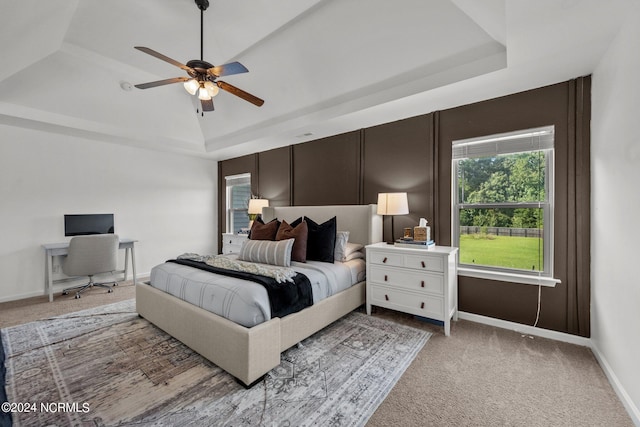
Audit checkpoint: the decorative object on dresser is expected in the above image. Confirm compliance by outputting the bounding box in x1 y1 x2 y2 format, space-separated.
366 242 458 336
247 198 269 227
221 232 247 255
377 192 409 244
413 217 431 241
394 239 435 249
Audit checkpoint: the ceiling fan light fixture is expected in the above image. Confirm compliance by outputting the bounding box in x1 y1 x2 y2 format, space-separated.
133 0 264 111
184 78 199 95
198 86 212 101
204 81 219 97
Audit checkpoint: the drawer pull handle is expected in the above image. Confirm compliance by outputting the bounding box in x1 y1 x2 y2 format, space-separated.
384 275 388 281
229 240 233 244
385 294 389 301
421 280 425 287
421 302 425 309
421 261 426 268
382 257 388 263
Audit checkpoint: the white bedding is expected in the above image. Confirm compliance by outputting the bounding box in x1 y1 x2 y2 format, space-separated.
148 257 365 328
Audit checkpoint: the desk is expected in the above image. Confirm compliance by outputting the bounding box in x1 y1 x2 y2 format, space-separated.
43 238 137 302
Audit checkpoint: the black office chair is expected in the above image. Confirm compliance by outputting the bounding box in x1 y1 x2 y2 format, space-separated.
61 234 119 299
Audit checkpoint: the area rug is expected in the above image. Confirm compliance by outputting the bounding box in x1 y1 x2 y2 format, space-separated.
1 299 430 426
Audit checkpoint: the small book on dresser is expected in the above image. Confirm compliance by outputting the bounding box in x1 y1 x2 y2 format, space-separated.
394 239 435 249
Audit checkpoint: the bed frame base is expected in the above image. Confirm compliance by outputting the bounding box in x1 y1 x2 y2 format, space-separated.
136 280 365 387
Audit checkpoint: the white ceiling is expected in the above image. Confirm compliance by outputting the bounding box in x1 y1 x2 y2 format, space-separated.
0 0 632 160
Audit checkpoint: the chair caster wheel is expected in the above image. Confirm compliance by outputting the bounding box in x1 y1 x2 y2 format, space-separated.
62 291 68 295
108 289 113 293
75 294 81 299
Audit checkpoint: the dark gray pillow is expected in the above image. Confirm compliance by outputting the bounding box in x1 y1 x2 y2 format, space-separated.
293 216 336 263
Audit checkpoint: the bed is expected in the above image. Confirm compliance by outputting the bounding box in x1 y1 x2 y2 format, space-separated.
136 204 382 386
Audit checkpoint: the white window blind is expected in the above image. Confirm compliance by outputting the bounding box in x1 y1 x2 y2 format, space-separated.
452 126 554 160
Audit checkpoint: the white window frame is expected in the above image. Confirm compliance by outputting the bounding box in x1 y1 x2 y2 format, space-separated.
225 173 251 234
451 126 560 287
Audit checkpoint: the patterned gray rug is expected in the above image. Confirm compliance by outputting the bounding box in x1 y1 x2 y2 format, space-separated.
1 299 430 426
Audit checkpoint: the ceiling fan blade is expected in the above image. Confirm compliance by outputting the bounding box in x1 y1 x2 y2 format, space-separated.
207 61 249 78
134 46 192 72
134 76 189 89
217 81 264 107
201 98 215 112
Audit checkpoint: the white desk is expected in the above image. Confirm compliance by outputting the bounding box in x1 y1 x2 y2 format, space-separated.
43 238 137 302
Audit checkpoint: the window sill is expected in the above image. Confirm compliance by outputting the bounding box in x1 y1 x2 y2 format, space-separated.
458 267 560 287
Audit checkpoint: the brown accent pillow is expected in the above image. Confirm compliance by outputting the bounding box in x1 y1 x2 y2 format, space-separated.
249 218 280 241
276 219 308 262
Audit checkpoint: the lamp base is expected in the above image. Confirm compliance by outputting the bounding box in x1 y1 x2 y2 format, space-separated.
383 215 397 245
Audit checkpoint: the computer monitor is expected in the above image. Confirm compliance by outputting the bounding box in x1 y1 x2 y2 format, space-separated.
64 214 115 236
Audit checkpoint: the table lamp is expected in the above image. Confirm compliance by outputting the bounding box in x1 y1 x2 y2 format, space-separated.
247 198 269 228
377 192 409 244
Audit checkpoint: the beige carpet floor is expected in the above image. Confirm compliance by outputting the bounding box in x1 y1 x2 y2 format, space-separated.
1 283 633 426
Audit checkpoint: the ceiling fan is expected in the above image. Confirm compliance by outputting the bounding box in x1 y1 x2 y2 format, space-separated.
134 0 264 114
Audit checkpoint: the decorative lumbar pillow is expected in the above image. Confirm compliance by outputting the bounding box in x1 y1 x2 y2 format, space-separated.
276 220 308 263
238 238 294 267
300 216 337 263
333 231 350 262
249 217 280 241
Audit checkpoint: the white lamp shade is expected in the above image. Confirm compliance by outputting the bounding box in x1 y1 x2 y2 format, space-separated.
183 79 199 95
198 86 212 100
248 198 269 215
377 193 409 215
204 81 219 97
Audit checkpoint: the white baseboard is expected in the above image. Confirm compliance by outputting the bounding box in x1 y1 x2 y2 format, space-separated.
457 311 591 346
590 342 640 426
0 272 149 303
459 311 639 425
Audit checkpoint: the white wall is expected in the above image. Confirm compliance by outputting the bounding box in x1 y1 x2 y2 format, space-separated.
591 1 640 423
0 125 217 302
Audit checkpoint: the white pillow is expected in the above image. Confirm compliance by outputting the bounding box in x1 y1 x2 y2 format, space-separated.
238 238 294 267
343 242 364 259
343 251 364 262
334 231 350 261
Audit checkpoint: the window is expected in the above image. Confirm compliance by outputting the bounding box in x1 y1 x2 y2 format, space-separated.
225 173 251 234
452 126 559 286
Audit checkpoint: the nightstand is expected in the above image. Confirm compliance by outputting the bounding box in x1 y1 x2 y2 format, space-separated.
221 233 248 255
365 242 459 336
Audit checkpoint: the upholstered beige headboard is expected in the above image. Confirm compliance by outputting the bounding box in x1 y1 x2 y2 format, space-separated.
262 204 383 246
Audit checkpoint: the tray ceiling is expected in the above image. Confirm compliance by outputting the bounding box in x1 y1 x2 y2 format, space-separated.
0 0 630 159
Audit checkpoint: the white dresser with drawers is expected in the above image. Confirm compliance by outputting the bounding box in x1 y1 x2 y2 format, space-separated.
365 242 459 336
221 233 248 255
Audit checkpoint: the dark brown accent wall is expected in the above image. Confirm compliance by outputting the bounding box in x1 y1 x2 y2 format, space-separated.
292 131 362 206
257 146 291 207
362 115 435 241
218 77 591 336
436 78 591 336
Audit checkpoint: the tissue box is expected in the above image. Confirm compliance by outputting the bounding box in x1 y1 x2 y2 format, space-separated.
413 226 430 241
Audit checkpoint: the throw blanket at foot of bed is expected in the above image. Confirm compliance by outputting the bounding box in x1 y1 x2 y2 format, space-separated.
167 259 313 318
